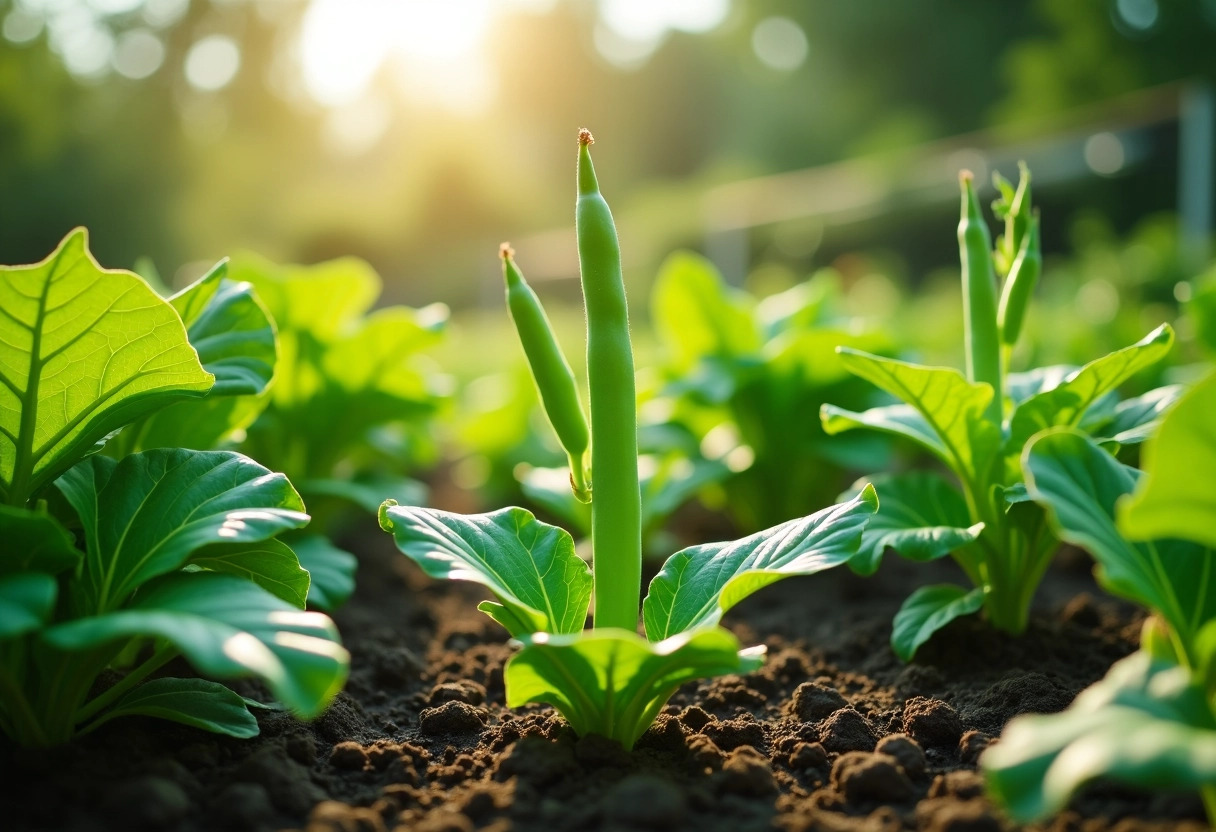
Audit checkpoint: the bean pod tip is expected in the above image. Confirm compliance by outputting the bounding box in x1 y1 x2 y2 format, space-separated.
578 128 595 146
500 242 515 260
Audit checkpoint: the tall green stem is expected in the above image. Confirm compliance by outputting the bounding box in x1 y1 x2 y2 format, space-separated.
958 172 1003 426
576 130 641 632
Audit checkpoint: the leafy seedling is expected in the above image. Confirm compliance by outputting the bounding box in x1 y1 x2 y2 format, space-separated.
381 131 877 749
821 165 1180 659
0 230 348 746
983 369 1216 823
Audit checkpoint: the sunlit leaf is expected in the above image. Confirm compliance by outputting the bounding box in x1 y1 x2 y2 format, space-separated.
643 485 876 640
56 449 308 613
1007 325 1173 452
379 502 590 635
0 228 213 503
506 626 764 750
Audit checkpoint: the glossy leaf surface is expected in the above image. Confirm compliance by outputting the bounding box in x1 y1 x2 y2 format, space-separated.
44 571 348 718
379 503 590 636
56 449 308 612
643 486 876 640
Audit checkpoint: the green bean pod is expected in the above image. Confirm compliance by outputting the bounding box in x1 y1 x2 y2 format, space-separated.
501 244 591 501
958 171 1003 425
997 214 1041 347
575 129 642 632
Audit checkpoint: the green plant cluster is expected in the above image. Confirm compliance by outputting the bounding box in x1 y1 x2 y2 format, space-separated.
0 231 353 746
981 282 1216 821
7 129 1216 827
380 131 879 749
821 166 1181 660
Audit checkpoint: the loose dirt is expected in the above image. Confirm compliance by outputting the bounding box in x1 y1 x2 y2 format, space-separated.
1 519 1206 832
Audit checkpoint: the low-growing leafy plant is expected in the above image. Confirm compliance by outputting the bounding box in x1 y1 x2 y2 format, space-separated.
982 366 1216 822
647 253 894 531
821 165 1181 659
380 130 877 749
0 230 349 746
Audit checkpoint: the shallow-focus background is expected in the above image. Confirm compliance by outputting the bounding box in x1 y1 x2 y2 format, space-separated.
2 0 1213 312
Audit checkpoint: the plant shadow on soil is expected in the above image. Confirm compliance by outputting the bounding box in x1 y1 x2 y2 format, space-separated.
1 507 1209 832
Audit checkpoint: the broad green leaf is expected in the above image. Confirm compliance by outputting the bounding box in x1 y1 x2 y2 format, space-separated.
126 276 278 452
506 626 765 750
56 449 308 613
44 571 348 719
1025 428 1216 661
0 504 80 575
983 652 1216 821
842 473 983 576
291 535 357 611
85 677 258 738
0 228 213 504
1121 373 1216 550
378 503 590 636
1006 365 1076 405
1091 385 1184 446
830 349 1000 480
822 403 949 462
1007 325 1174 452
190 538 309 609
643 485 877 641
891 583 986 662
651 252 761 370
0 572 57 638
300 475 427 515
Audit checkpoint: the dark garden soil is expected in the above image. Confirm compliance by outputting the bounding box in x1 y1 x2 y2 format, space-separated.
2 506 1208 832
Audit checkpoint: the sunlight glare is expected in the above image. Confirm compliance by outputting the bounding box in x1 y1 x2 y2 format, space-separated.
300 0 495 112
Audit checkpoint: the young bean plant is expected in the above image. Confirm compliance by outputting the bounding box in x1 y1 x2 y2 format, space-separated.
0 230 349 746
380 130 878 749
821 165 1181 660
983 357 1216 823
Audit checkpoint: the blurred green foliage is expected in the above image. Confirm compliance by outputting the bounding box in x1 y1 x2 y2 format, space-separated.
1 0 1211 306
